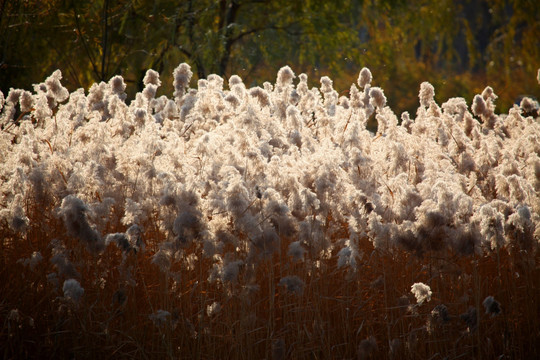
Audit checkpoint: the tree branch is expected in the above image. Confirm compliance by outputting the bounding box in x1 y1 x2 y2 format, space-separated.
218 0 241 76
184 0 205 79
101 0 109 80
71 1 100 80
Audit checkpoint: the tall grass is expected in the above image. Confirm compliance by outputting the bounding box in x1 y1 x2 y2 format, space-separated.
3 217 538 359
1 65 539 359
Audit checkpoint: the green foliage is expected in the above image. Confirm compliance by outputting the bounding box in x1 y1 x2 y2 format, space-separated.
1 0 538 115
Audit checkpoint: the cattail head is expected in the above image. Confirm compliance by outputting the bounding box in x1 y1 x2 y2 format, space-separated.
228 74 243 87
358 67 372 88
411 282 432 304
249 87 271 108
151 249 171 272
225 93 240 109
297 73 309 95
7 88 23 107
431 304 450 323
278 275 305 295
142 84 158 102
419 81 435 108
149 310 171 327
109 75 127 101
472 94 487 117
44 70 69 103
105 233 131 252
337 245 354 268
482 296 501 316
19 91 34 112
63 279 84 302
369 87 386 109
276 66 295 89
320 76 333 93
206 301 221 317
519 96 539 116
173 63 193 99
173 209 204 248
207 74 224 91
288 241 306 261
127 224 144 253
481 86 497 101
50 253 80 279
18 251 43 270
460 306 478 332
143 69 161 87
58 195 104 254
222 260 243 283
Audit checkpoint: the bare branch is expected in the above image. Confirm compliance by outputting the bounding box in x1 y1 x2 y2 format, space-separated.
71 1 100 81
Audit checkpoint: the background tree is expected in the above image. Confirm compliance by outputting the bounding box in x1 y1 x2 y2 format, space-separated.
1 0 538 116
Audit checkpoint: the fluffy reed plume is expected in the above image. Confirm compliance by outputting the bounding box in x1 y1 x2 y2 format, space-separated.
1 64 539 359
411 282 432 305
63 279 84 302
483 296 501 316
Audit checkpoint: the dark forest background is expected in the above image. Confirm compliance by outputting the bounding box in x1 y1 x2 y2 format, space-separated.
1 0 538 116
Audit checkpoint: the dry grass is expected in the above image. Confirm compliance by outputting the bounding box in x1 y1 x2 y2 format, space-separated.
1 199 539 360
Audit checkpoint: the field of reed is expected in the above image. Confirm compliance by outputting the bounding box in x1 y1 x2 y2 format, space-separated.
1 65 539 359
